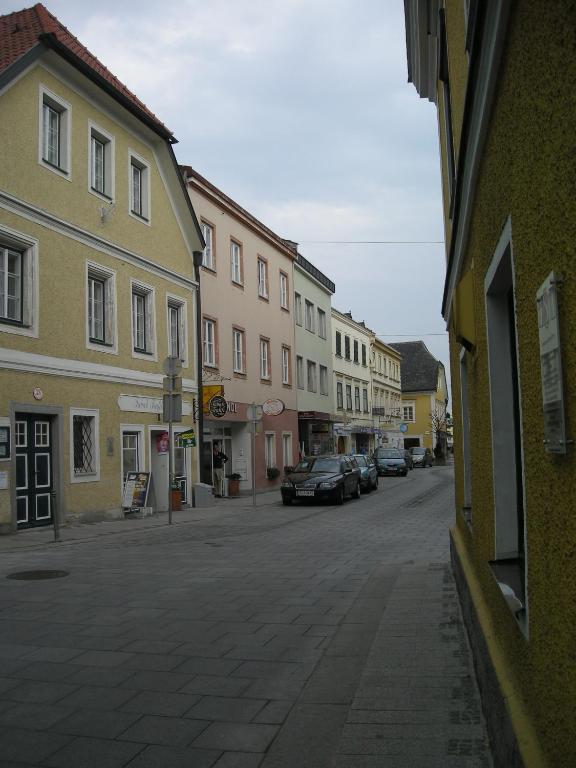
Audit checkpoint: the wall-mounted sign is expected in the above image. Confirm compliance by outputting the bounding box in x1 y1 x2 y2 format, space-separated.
262 398 285 416
156 431 169 454
246 404 263 422
177 429 196 448
202 385 224 414
536 271 567 454
33 387 43 401
209 395 228 418
118 395 192 416
399 423 408 433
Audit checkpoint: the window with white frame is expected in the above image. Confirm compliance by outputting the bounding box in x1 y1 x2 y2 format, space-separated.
121 430 141 481
307 360 317 392
282 346 291 385
0 246 22 325
362 388 369 413
317 308 327 339
201 222 215 270
0 230 38 337
361 344 367 367
260 337 270 379
71 408 99 482
167 299 185 361
305 300 315 332
354 386 361 411
296 355 304 389
40 87 70 175
344 335 351 359
320 365 328 395
294 293 302 325
233 328 245 373
282 432 292 469
353 340 359 363
131 284 155 355
89 124 114 199
203 318 217 367
87 263 115 350
257 258 268 298
280 271 289 309
265 432 276 469
336 381 343 409
231 240 242 284
403 404 415 422
335 330 342 356
129 152 150 221
346 384 353 410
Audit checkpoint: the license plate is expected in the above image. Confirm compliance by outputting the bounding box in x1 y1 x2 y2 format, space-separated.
296 490 315 497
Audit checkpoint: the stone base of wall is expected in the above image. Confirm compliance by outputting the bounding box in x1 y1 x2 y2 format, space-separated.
450 531 524 768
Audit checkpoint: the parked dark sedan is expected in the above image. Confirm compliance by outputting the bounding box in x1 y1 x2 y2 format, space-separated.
372 448 408 477
410 446 434 467
352 454 379 492
280 455 362 505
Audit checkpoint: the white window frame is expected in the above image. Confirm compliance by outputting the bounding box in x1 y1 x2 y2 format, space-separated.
346 384 353 410
307 360 317 393
336 381 343 409
231 241 242 284
354 386 361 411
130 279 156 360
120 424 146 497
86 261 117 354
203 318 217 368
0 226 38 338
166 294 188 366
70 407 100 484
38 85 71 179
317 308 327 339
362 388 369 413
260 337 270 380
305 300 315 333
88 121 115 201
282 346 290 385
233 328 245 373
282 432 292 470
320 365 328 396
296 355 304 390
280 272 289 309
258 258 268 298
201 222 215 270
403 403 416 422
265 431 276 469
128 150 151 224
294 293 302 326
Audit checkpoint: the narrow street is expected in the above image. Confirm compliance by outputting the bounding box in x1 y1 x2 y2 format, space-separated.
0 464 492 768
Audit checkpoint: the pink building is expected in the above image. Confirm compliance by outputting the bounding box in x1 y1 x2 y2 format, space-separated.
181 167 299 493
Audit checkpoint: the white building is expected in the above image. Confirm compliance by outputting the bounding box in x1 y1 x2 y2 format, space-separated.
370 337 403 449
293 253 336 456
331 309 375 454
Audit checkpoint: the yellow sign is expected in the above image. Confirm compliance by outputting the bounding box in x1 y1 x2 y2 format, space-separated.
202 385 223 413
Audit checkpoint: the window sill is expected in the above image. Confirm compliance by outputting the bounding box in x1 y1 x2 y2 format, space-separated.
261 378 272 385
282 383 292 389
41 159 70 178
233 371 246 378
258 294 269 303
202 266 217 275
281 306 290 313
130 210 150 225
90 187 113 201
488 557 526 629
231 279 244 288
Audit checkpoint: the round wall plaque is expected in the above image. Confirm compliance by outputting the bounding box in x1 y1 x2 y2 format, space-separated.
209 395 228 418
33 387 43 401
262 398 285 416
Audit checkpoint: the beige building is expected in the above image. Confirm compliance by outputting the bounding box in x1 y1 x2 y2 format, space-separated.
370 338 403 448
181 167 298 492
0 6 204 532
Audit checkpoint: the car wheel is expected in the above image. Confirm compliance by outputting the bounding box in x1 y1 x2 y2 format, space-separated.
352 480 361 499
282 497 292 506
402 471 407 477
363 481 371 494
334 485 344 505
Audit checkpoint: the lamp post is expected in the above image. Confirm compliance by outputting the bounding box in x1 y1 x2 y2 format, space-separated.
193 250 208 484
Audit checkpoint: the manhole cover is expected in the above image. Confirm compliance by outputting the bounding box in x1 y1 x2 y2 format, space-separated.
7 570 69 581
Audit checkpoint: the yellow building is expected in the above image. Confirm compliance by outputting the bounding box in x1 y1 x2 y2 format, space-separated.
0 5 204 532
389 341 447 452
406 1 576 764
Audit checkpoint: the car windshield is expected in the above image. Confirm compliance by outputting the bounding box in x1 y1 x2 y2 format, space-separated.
375 449 402 458
294 458 341 473
411 448 426 455
353 456 367 467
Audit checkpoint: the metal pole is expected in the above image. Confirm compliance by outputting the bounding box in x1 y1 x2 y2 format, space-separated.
51 491 60 543
168 402 173 526
252 403 257 508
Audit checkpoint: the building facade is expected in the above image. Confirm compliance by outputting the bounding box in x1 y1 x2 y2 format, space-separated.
182 166 299 492
331 309 375 454
293 252 335 457
370 337 403 449
0 5 203 533
405 1 576 764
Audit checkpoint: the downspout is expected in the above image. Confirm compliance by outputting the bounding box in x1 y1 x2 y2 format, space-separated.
193 251 208 484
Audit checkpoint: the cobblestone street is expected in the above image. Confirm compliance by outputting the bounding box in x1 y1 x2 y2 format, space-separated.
0 464 492 767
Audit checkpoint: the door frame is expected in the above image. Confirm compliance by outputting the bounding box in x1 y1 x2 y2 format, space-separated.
9 403 64 533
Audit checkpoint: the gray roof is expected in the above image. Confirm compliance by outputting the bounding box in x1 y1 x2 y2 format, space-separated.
388 341 441 393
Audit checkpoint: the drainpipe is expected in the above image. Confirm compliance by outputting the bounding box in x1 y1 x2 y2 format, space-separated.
193 250 208 484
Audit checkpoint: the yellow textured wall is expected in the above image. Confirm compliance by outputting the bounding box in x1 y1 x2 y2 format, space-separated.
0 65 188 274
403 392 434 449
447 1 576 763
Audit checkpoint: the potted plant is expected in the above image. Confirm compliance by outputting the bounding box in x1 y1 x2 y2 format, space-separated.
226 473 241 496
170 479 182 511
266 466 280 481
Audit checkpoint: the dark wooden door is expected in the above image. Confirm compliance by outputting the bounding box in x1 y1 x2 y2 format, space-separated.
15 414 53 529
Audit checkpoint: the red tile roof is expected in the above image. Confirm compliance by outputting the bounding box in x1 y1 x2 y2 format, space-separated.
0 3 172 138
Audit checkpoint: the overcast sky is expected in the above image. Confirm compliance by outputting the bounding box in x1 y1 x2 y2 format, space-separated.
3 0 450 392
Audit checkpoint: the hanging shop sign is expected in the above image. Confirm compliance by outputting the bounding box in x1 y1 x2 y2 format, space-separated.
202 385 224 414
262 398 285 416
209 395 228 418
536 271 568 454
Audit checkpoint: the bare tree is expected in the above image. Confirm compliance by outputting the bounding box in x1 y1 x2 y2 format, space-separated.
429 404 449 464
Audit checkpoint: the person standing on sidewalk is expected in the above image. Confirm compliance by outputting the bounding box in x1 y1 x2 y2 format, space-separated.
212 443 228 497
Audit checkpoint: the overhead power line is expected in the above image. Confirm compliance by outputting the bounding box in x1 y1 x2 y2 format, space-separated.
298 240 444 245
375 332 448 337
